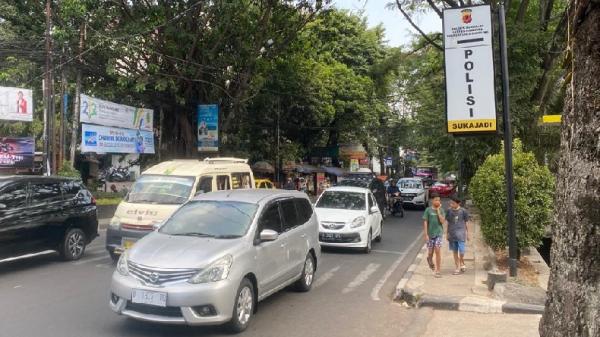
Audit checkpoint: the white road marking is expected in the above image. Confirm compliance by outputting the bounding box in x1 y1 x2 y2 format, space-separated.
371 238 423 301
314 266 341 288
95 263 112 269
73 255 110 265
342 263 380 294
0 250 55 264
14 285 22 289
372 249 406 255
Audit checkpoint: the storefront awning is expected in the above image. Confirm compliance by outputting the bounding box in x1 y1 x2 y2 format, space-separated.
322 166 347 176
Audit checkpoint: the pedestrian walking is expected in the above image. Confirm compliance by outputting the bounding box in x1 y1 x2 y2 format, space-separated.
446 196 470 274
283 177 296 190
423 194 446 278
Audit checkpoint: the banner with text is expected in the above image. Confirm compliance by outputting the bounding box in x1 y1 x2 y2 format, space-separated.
81 124 155 154
443 5 497 134
197 104 219 152
0 137 34 168
80 94 154 131
0 87 33 122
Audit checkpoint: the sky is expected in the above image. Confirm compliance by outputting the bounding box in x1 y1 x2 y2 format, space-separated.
333 0 441 47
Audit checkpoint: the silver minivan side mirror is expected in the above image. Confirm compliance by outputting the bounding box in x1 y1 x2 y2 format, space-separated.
0 203 6 209
153 221 164 231
259 229 279 242
370 206 379 214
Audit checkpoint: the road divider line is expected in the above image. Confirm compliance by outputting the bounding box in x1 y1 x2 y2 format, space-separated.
372 249 406 255
372 238 423 301
314 266 341 288
73 255 110 265
342 263 380 294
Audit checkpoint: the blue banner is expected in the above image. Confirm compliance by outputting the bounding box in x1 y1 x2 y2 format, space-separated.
0 137 34 168
197 104 219 152
81 123 155 154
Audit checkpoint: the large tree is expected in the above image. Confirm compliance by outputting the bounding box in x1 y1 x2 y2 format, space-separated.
539 1 600 336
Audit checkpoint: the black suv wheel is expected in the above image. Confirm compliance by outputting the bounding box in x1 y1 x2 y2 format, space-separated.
60 228 87 261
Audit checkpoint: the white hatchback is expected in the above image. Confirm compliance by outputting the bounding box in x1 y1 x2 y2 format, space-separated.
314 186 383 253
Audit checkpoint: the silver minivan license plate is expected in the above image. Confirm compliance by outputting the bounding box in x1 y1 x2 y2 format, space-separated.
131 289 167 307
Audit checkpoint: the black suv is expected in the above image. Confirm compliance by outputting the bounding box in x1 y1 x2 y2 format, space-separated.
0 176 98 261
337 176 387 216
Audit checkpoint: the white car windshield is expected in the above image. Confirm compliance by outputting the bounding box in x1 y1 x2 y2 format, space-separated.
398 180 423 189
316 191 366 211
126 175 195 205
159 201 258 238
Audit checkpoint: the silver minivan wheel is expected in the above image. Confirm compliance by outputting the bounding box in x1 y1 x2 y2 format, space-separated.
227 278 254 333
295 253 315 292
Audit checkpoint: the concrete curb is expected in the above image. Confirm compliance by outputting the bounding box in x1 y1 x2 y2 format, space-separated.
395 244 427 304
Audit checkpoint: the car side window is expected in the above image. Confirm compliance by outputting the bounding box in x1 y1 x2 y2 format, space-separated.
216 175 231 191
231 172 252 189
196 176 213 194
368 193 374 208
61 181 81 199
280 199 299 231
258 203 282 234
294 198 313 224
0 183 28 209
30 182 62 205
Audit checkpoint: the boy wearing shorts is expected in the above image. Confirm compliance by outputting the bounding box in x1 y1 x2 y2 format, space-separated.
446 196 470 274
423 194 446 278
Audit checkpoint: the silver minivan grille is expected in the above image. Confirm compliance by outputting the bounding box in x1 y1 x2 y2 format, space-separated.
321 222 346 230
128 261 199 286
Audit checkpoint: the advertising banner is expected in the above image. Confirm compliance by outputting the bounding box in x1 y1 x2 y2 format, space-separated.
81 124 155 154
80 94 153 131
197 104 219 152
0 137 34 168
443 5 497 134
0 87 33 122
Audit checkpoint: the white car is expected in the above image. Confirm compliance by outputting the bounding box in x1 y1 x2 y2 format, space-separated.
397 178 429 209
314 186 383 253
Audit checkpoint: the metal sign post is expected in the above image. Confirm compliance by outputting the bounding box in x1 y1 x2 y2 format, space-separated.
498 3 517 277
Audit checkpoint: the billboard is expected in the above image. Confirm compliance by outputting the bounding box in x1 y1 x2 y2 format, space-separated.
81 124 155 154
80 94 153 131
0 87 33 122
443 5 497 134
0 137 34 168
197 104 219 152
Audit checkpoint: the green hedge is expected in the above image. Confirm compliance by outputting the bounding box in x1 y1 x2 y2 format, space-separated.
469 139 554 251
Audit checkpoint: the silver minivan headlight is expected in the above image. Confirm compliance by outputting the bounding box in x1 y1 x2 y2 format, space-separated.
188 255 233 284
117 251 129 276
350 216 366 228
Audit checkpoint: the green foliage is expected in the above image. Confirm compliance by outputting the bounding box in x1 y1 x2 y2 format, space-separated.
57 161 81 179
469 139 555 251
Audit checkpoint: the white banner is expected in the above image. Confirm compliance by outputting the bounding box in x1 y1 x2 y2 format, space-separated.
81 123 155 154
0 87 33 122
80 94 153 131
443 5 497 133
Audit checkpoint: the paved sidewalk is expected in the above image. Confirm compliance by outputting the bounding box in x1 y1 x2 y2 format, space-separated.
396 207 546 315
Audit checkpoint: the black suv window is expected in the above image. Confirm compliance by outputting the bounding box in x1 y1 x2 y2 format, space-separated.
61 181 82 199
280 199 299 231
294 198 313 224
258 203 282 233
0 183 28 209
30 182 62 204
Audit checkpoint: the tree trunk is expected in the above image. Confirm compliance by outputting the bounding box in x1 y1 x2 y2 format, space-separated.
539 2 600 337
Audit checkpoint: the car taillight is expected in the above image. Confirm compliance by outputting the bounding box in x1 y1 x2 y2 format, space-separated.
91 196 97 205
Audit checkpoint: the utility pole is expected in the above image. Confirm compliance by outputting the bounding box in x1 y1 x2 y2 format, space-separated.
69 22 85 167
59 44 67 170
499 4 517 277
44 0 54 175
276 100 281 184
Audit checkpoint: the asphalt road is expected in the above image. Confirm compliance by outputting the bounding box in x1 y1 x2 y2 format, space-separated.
0 207 427 337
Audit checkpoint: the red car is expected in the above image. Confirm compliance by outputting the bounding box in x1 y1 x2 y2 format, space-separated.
429 182 456 197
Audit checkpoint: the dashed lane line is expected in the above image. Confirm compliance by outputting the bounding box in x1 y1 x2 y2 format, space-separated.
342 263 380 294
314 266 341 288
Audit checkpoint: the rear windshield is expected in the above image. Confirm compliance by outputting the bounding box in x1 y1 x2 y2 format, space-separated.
316 191 366 211
159 200 258 238
398 180 423 189
126 175 195 205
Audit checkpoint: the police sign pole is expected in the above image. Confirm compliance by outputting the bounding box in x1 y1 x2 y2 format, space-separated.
443 4 517 276
498 3 517 277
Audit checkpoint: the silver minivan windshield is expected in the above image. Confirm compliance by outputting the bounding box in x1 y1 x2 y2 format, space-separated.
316 191 366 211
126 175 195 204
159 200 258 238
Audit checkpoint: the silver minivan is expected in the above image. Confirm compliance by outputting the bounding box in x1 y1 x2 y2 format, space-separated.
109 189 320 332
